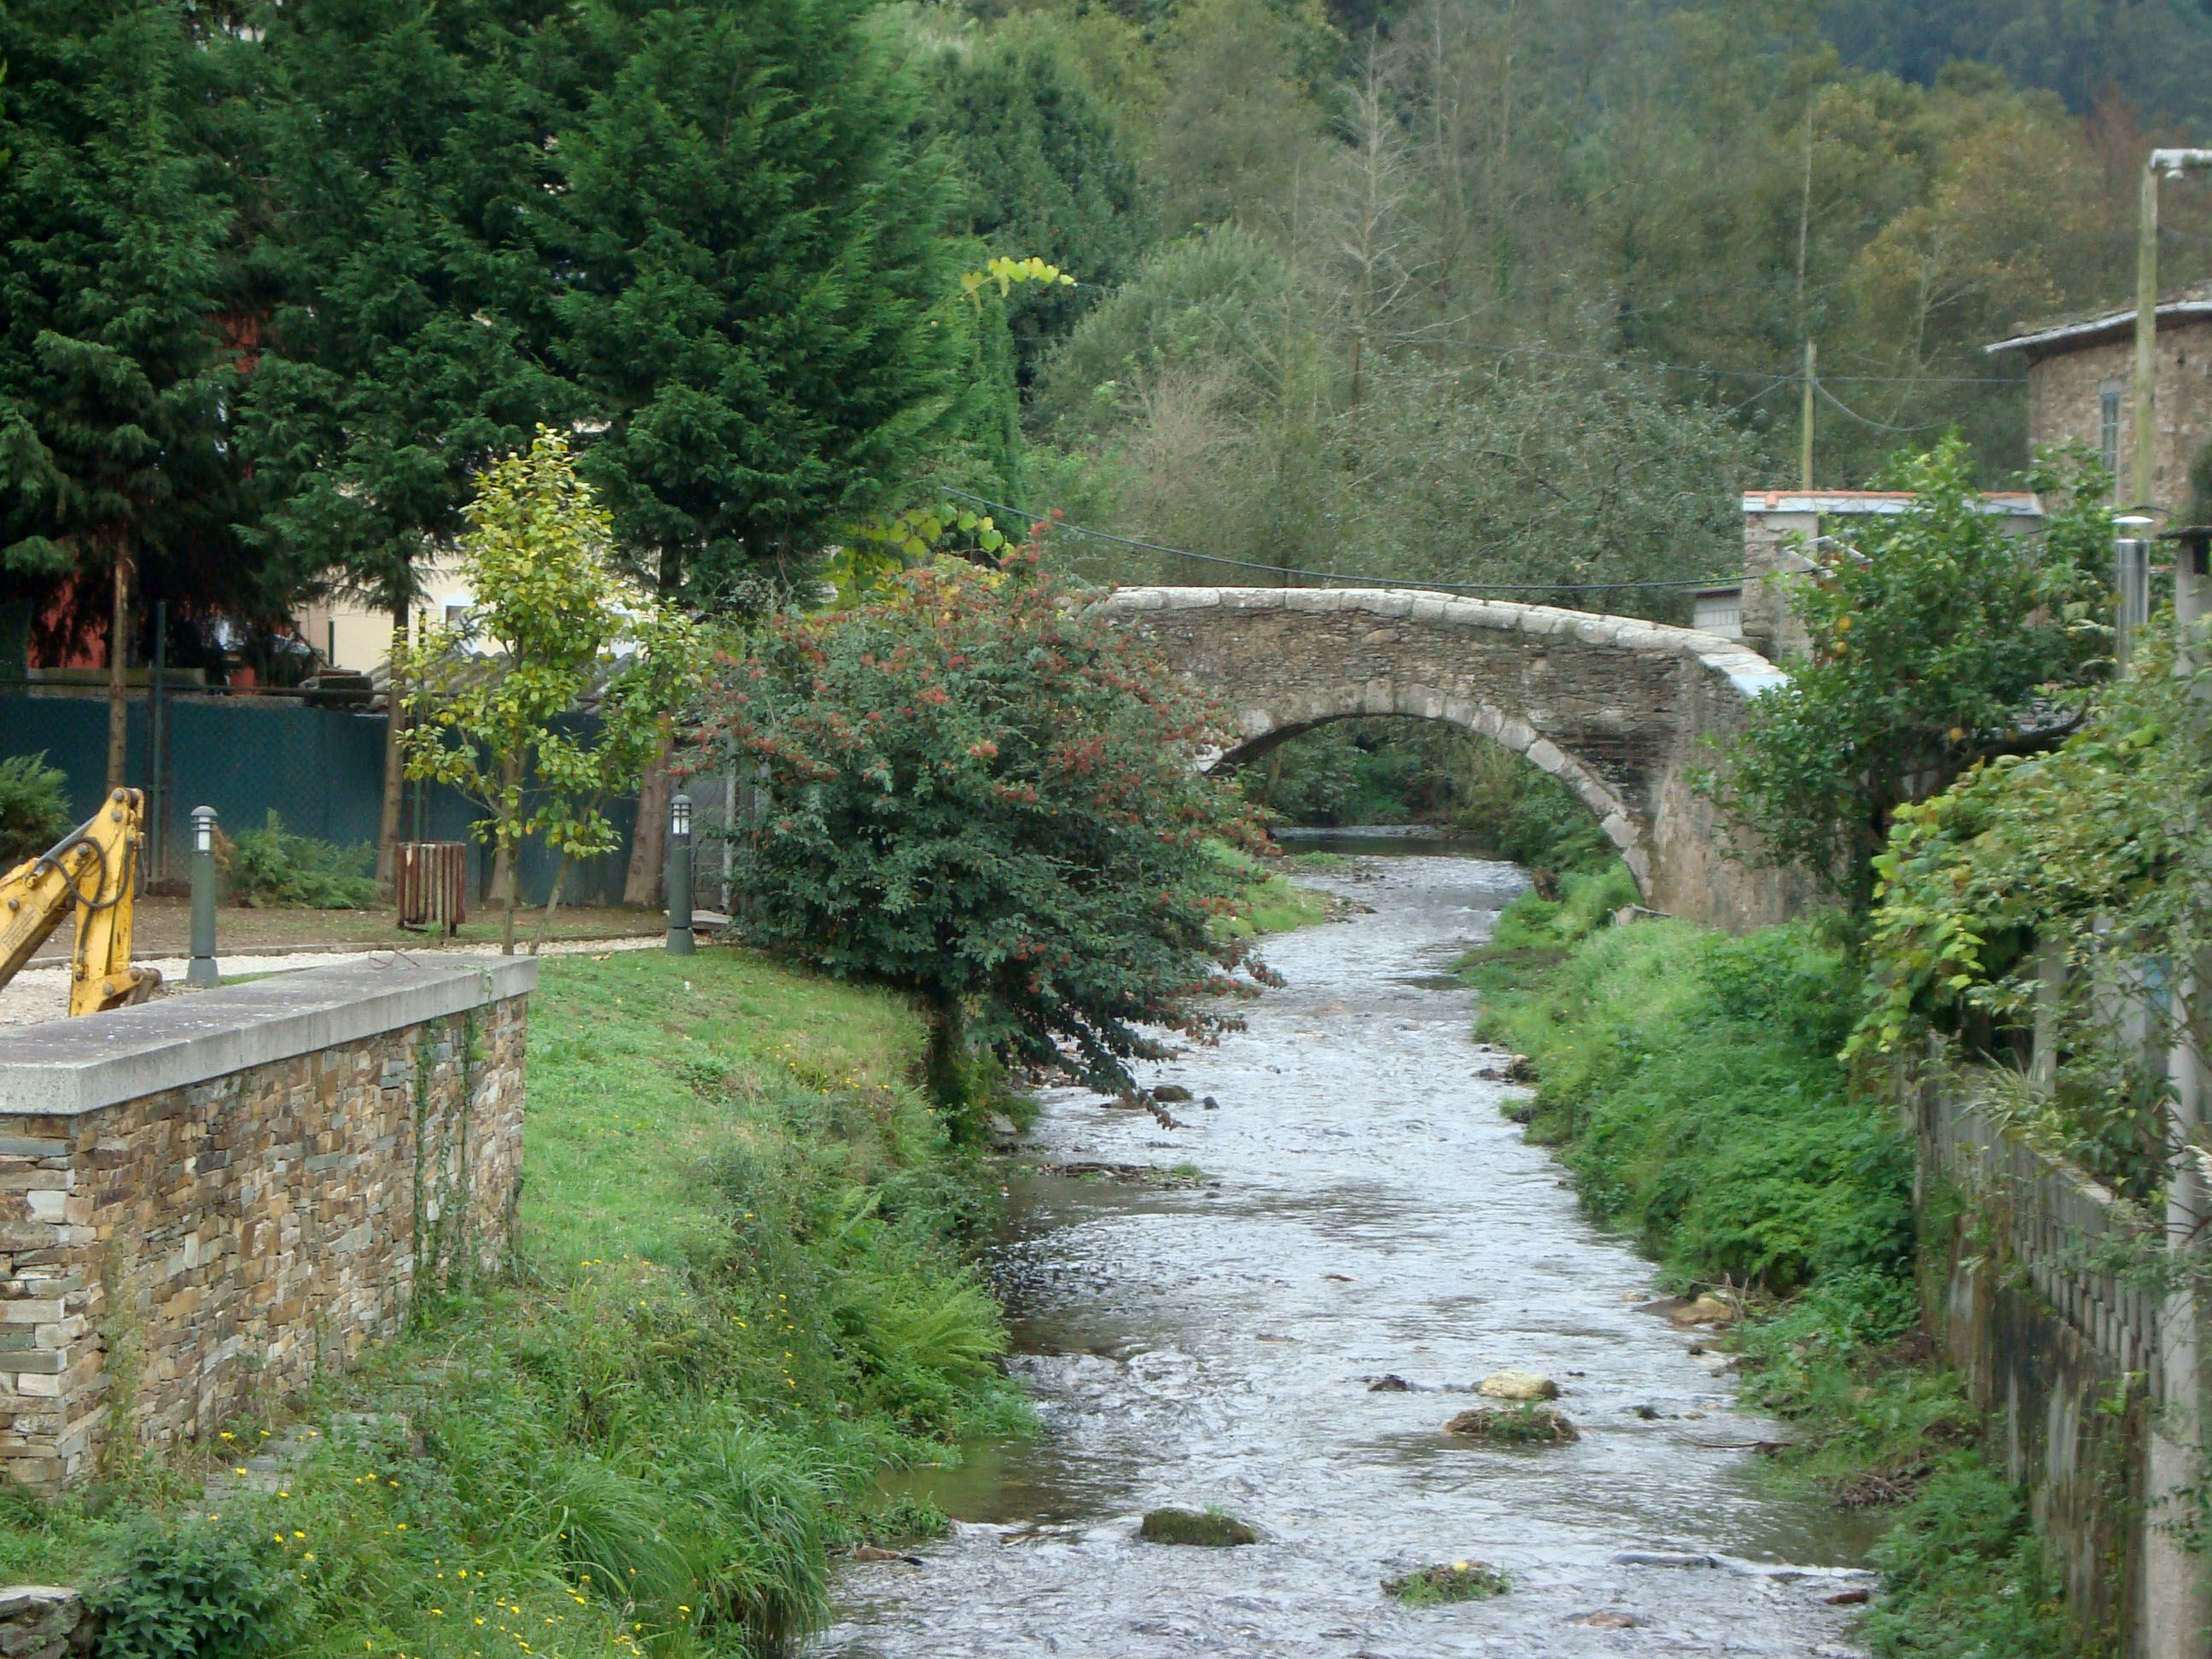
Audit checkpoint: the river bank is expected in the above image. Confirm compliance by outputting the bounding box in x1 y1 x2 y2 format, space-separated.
0 945 1024 1656
824 847 1873 1656
1470 870 2098 1656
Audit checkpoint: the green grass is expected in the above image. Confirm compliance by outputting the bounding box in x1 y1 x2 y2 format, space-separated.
0 946 1024 1657
1382 1562 1509 1604
1465 914 2093 1658
523 948 928 1266
1207 841 1330 940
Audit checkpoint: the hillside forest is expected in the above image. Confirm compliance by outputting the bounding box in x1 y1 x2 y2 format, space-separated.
7 0 2212 678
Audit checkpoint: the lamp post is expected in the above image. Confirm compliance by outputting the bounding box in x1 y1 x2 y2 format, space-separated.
2116 513 2156 673
2132 148 2212 521
188 806 219 988
665 792 695 955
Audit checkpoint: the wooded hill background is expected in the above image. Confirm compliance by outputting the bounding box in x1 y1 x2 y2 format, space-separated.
3 0 2205 662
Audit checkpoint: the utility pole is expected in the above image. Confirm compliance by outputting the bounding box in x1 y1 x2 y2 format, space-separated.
2133 149 2212 517
1800 340 1816 491
2139 148 2212 1655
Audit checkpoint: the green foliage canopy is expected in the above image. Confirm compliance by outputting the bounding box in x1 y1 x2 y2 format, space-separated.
1717 438 2112 909
0 0 247 635
550 0 969 602
238 0 567 622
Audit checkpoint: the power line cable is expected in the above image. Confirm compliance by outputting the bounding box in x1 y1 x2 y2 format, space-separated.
1812 380 1947 434
934 486 1738 595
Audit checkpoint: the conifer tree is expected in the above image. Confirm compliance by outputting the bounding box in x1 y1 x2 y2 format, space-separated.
549 0 968 605
240 0 569 877
0 0 239 787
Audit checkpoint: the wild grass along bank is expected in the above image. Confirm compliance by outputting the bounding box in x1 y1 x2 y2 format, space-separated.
1465 871 2093 1658
0 947 1023 1657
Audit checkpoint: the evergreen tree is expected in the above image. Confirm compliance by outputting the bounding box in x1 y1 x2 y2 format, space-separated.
240 0 570 875
0 0 242 786
932 42 1149 390
549 0 969 604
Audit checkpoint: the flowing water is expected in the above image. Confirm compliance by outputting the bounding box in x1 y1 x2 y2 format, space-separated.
822 847 1876 1657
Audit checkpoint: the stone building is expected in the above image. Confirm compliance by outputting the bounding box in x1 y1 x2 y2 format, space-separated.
1707 490 2042 661
1985 286 2212 517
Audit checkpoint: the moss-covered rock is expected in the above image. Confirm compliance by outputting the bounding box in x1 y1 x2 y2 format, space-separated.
1443 1403 1579 1445
1138 1507 1259 1546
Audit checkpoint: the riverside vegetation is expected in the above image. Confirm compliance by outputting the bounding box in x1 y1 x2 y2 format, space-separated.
0 823 1318 1658
0 946 1030 1657
1465 873 2088 1657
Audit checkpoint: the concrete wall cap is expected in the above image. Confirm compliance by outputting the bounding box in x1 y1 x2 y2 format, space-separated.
0 957 536 1117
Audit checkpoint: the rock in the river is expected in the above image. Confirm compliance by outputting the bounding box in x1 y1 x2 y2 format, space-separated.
1202 1095 1220 1110
1668 1295 1739 1328
985 1112 1019 1149
1382 1562 1509 1604
1367 1373 1416 1392
1474 1054 1538 1083
1138 1508 1258 1546
1572 1610 1640 1628
1476 1370 1558 1401
1152 1084 1194 1103
1443 1403 1579 1445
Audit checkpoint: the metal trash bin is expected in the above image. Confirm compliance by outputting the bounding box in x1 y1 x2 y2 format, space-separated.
395 841 468 935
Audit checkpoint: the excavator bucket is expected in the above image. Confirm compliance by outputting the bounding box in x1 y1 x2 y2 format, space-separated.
0 788 160 1016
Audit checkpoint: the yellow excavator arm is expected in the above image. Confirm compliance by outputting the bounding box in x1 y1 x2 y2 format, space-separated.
0 788 160 1016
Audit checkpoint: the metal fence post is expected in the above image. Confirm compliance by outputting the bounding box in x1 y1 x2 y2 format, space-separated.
188 806 219 987
666 792 695 955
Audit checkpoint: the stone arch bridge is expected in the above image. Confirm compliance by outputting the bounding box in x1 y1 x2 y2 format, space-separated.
1096 586 1796 931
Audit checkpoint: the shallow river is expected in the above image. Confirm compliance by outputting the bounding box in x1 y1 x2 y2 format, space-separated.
822 848 1873 1657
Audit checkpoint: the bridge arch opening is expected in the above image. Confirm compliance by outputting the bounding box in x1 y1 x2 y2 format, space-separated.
1215 708 1648 894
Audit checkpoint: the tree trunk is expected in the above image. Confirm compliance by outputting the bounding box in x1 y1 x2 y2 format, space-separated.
923 992 969 1110
623 742 672 907
377 602 408 884
492 749 523 954
106 548 133 791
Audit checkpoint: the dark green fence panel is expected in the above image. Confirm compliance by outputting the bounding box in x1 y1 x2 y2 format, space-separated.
0 691 640 908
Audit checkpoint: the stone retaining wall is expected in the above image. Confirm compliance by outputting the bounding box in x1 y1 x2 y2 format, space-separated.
1906 1062 2150 1649
0 958 532 1490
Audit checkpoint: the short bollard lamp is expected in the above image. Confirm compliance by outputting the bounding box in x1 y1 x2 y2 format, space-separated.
188 806 220 988
666 792 695 955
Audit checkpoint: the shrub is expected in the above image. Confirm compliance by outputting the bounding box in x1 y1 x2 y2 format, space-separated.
703 554 1267 1103
86 1514 295 1659
221 811 378 908
0 751 72 865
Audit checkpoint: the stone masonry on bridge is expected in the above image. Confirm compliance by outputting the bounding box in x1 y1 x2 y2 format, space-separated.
1097 586 1801 930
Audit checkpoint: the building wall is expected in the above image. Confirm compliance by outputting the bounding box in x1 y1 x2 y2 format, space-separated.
1740 509 1819 662
0 960 530 1490
295 560 470 676
2027 321 2212 515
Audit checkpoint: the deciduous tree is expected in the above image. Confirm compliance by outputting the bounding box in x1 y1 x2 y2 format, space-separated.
1716 438 2112 909
401 430 703 953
